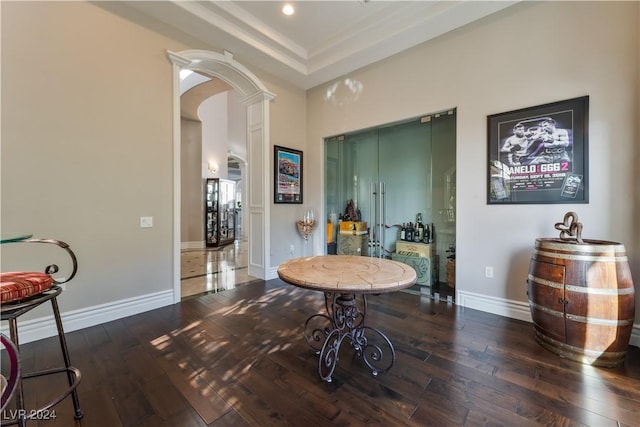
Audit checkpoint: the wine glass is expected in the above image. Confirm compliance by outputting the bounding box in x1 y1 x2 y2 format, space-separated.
296 209 317 255
304 209 314 225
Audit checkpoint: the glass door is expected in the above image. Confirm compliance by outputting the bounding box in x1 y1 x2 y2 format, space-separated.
325 110 456 283
325 129 378 254
429 112 457 280
325 119 432 257
377 119 431 256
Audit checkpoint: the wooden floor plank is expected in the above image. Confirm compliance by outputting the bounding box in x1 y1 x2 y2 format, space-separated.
7 278 639 426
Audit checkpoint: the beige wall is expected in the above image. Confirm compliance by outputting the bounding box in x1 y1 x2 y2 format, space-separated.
2 1 184 313
307 1 640 324
259 76 308 263
200 93 229 179
1 1 307 328
180 118 203 244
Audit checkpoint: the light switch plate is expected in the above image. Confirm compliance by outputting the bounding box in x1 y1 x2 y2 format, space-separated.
485 266 494 278
140 216 153 228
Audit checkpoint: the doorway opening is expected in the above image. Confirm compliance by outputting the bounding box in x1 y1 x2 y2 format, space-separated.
180 143 251 298
168 49 275 302
324 109 456 300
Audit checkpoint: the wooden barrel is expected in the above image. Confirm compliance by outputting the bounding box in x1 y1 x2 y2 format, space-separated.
527 238 635 367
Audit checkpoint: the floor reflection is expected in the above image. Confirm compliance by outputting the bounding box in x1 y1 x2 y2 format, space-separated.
180 237 253 298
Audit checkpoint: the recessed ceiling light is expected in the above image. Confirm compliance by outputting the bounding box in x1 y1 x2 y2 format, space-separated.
282 4 295 16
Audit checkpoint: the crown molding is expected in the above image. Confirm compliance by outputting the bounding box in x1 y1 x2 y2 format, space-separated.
129 1 519 90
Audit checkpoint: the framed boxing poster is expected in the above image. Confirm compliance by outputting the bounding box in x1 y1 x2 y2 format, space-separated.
487 96 589 204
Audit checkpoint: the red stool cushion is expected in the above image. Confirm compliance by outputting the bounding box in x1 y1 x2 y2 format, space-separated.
0 272 53 304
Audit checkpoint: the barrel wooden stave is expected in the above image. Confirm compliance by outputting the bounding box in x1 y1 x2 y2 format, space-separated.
527 238 635 367
527 260 565 343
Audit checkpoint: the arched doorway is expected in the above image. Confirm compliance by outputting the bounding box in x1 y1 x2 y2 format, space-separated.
168 49 275 302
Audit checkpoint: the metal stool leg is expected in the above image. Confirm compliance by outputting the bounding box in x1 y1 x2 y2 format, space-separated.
50 296 83 419
7 320 26 427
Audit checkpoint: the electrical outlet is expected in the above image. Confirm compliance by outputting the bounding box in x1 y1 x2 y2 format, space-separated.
289 244 294 255
485 266 494 278
140 216 153 228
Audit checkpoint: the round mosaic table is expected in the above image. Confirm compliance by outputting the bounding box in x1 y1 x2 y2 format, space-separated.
278 255 417 382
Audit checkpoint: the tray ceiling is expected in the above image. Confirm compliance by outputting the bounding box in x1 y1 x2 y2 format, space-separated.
124 1 518 90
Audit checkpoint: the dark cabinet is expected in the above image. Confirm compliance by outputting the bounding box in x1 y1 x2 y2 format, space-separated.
205 178 236 247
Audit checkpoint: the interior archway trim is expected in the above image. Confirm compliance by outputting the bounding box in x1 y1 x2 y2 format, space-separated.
167 49 275 302
168 50 275 103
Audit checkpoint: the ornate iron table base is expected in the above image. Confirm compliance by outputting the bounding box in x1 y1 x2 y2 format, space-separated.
304 292 395 382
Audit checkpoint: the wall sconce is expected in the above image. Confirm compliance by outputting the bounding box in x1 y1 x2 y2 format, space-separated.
208 162 218 174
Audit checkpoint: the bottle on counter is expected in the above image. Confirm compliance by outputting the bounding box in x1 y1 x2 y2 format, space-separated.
424 224 430 243
406 222 414 242
416 213 424 241
400 223 406 241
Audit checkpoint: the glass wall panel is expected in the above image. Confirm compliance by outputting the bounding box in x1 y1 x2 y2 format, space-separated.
325 111 456 284
430 112 457 280
378 120 431 256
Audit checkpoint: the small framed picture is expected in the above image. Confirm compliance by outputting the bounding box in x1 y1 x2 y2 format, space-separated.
274 145 303 204
487 96 589 204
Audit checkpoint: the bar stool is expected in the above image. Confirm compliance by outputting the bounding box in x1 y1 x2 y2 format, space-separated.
0 238 82 426
1 333 20 411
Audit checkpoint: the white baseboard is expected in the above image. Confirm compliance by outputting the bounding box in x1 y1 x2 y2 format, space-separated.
267 266 278 280
456 290 640 349
632 326 640 348
181 241 205 250
6 284 638 351
1 290 174 345
456 290 532 322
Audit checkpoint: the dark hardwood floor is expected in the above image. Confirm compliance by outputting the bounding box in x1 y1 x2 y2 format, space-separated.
4 279 640 426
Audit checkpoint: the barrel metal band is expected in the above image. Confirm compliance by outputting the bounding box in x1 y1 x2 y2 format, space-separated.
535 331 628 358
535 240 626 253
527 274 563 290
530 302 564 318
565 284 635 295
565 313 635 326
534 249 628 263
531 302 634 326
529 275 634 295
